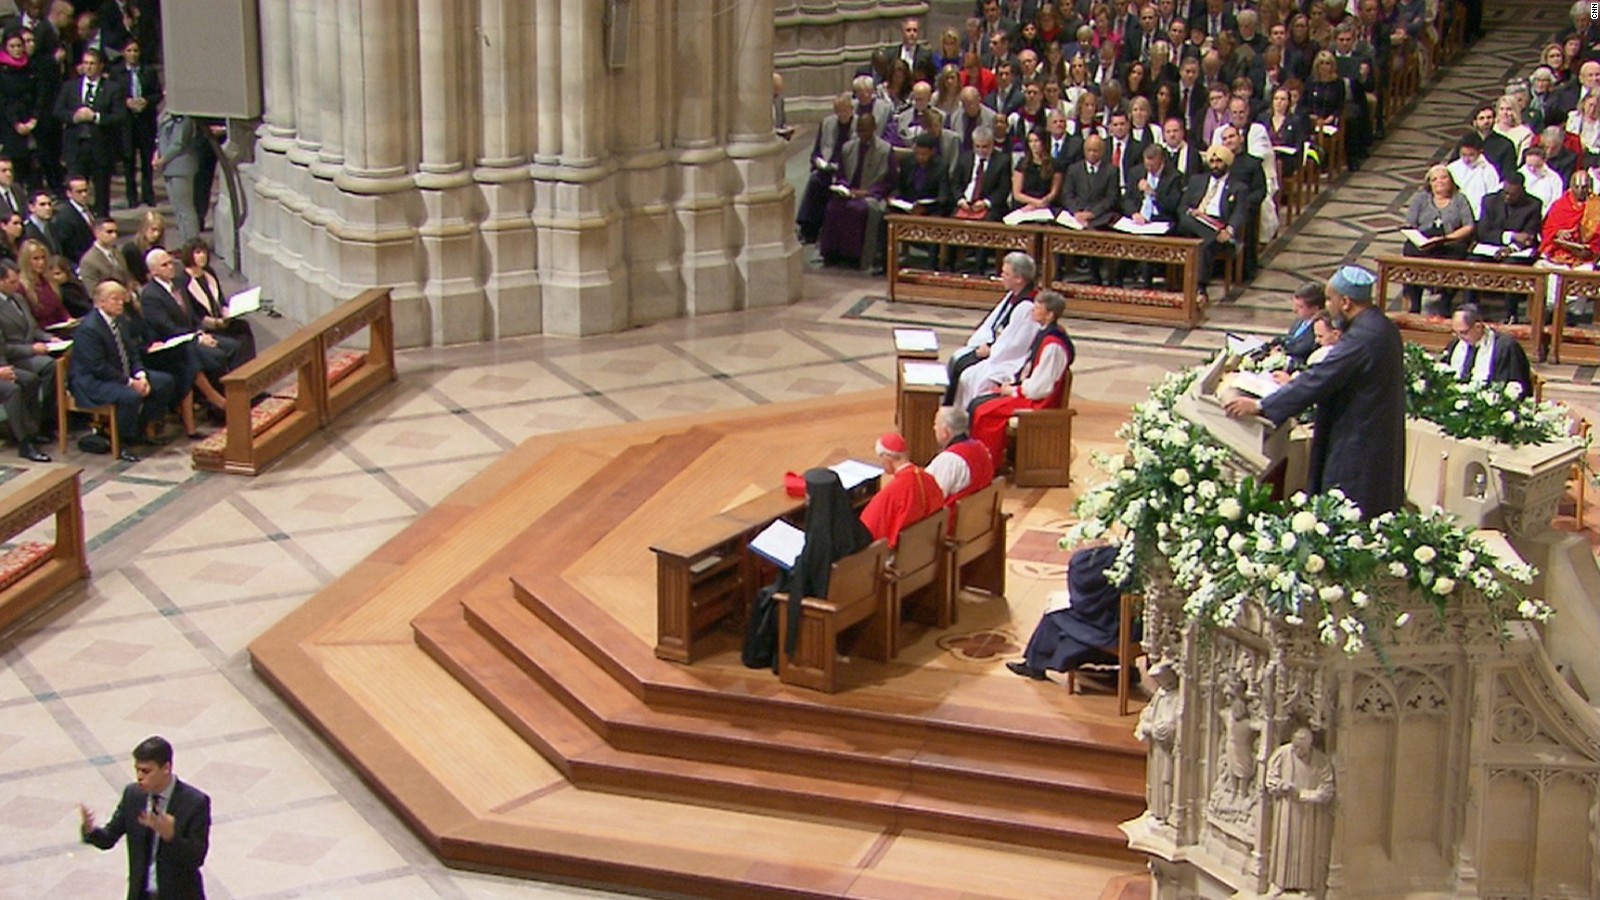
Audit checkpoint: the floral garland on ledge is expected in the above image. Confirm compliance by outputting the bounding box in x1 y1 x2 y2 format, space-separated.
1066 365 1551 658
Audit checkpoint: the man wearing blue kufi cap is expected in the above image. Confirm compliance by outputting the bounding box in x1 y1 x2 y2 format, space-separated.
1224 264 1406 517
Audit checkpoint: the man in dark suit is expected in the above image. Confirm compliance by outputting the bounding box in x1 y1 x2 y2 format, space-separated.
1061 135 1121 283
1159 116 1201 181
1441 305 1533 397
1124 3 1163 64
55 49 124 218
116 37 161 207
1175 57 1207 137
65 280 173 461
53 176 97 263
1105 111 1144 197
886 16 933 77
1544 59 1598 129
1226 265 1406 518
81 735 211 900
97 0 140 62
1190 0 1237 40
21 191 61 256
1471 175 1544 321
1216 124 1266 277
1273 282 1327 366
952 126 1012 222
1121 143 1185 286
0 157 24 221
1044 112 1074 169
1178 144 1250 302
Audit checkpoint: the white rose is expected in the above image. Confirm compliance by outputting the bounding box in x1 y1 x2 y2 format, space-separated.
1433 577 1456 595
1256 536 1274 554
1395 612 1411 627
1171 468 1191 487
1237 557 1256 577
1280 532 1298 551
1501 411 1516 425
1412 379 1427 393
1228 533 1247 553
1119 469 1137 484
1351 590 1370 608
1291 511 1318 534
1388 561 1409 578
1347 535 1366 551
1157 523 1170 537
1305 553 1326 574
1454 399 1469 411
1505 381 1524 399
1458 550 1475 568
1413 545 1437 564
1290 491 1308 506
1285 614 1305 626
1214 525 1230 541
1219 498 1243 521
1168 428 1191 447
1197 480 1218 500
1319 585 1344 602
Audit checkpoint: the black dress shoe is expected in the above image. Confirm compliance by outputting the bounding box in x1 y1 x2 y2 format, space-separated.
18 443 50 463
117 449 141 463
1006 661 1048 680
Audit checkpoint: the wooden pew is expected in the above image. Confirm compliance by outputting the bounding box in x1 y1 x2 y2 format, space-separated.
651 478 881 666
887 215 1041 310
0 466 88 636
775 539 890 693
1039 230 1205 328
1549 269 1600 366
1372 255 1550 360
192 288 396 475
883 511 946 658
942 480 1008 626
1010 370 1077 488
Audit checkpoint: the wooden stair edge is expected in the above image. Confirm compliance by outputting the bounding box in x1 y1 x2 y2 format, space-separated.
510 569 1146 761
461 590 1147 805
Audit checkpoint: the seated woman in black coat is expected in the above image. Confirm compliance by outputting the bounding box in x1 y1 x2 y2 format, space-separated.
1006 543 1134 682
742 468 873 671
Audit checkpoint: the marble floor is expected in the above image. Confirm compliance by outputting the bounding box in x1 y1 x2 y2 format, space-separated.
1 6 1595 899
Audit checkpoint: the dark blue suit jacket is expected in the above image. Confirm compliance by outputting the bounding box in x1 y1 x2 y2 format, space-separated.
83 778 211 900
69 310 144 406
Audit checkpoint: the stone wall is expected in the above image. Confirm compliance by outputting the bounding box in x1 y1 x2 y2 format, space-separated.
240 0 803 347
774 0 928 120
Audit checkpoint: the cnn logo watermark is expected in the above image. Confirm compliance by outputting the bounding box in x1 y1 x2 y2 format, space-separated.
1592 1 1599 19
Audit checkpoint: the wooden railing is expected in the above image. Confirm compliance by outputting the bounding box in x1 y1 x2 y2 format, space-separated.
0 466 87 637
1372 255 1550 359
193 288 396 475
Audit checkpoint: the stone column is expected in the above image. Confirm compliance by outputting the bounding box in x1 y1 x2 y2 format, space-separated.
416 0 486 345
726 0 801 309
672 0 735 318
616 0 680 325
248 0 296 304
289 0 320 158
477 0 539 339
259 0 294 141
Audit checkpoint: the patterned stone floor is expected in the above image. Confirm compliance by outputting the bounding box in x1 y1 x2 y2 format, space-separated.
1 6 1594 899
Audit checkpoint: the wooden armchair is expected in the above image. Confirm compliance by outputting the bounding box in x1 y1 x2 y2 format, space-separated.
775 539 890 693
941 481 1007 621
54 352 120 458
1063 592 1144 716
884 511 947 657
1009 370 1076 488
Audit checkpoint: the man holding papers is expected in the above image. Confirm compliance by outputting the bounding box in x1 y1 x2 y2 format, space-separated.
943 252 1040 412
858 432 944 548
1177 144 1250 305
1472 174 1543 322
1224 265 1405 518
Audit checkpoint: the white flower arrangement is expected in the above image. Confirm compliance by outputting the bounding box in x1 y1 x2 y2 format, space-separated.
1065 359 1552 657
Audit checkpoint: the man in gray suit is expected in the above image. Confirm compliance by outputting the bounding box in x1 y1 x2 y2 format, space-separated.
79 218 134 289
0 261 53 461
155 111 202 246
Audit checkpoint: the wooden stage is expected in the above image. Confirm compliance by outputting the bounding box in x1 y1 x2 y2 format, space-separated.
250 389 1152 899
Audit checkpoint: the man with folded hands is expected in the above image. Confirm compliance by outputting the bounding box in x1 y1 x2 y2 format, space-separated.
70 281 175 462
1177 144 1250 305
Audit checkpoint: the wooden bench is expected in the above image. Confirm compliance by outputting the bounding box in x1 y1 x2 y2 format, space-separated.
883 510 946 658
1548 269 1600 366
0 466 88 636
1373 255 1550 360
887 216 1040 309
192 288 396 475
775 538 889 693
1010 370 1077 488
942 480 1007 625
652 478 882 665
1039 231 1205 328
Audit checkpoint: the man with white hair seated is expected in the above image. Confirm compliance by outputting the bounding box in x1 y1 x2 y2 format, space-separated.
943 251 1040 412
926 407 995 506
858 431 944 548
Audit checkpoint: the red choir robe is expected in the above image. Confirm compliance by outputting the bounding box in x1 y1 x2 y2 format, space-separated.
859 463 944 547
1541 191 1600 266
971 325 1074 465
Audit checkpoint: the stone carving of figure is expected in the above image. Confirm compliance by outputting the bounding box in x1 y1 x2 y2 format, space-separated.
1265 725 1336 894
1207 687 1262 826
1135 659 1182 822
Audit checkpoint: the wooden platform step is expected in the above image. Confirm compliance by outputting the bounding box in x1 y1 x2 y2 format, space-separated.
419 591 1139 858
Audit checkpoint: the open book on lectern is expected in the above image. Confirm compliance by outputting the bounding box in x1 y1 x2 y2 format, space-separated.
1172 354 1296 480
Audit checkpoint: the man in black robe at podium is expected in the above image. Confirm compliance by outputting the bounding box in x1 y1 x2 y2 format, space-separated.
1006 544 1133 682
1223 265 1406 518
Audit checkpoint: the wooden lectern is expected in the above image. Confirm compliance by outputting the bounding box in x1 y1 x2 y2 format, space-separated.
1173 355 1302 496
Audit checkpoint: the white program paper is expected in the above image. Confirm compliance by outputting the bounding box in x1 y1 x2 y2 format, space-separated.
1230 370 1283 399
1470 243 1535 259
1225 332 1267 357
829 459 884 490
223 286 263 318
893 328 939 353
749 519 806 570
1111 216 1171 235
902 361 950 386
1002 206 1056 226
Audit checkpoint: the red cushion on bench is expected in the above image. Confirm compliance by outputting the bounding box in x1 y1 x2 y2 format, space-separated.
190 396 300 463
327 349 368 387
1055 282 1196 310
0 541 53 593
